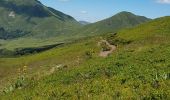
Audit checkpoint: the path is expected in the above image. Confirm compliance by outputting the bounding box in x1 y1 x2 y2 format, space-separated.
99 40 116 57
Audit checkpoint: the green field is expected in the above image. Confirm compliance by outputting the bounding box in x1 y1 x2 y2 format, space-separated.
0 16 170 99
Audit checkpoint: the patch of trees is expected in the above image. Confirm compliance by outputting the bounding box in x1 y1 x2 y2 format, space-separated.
15 43 64 56
0 43 64 57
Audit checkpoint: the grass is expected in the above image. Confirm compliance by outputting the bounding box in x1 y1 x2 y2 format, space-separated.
1 36 170 99
0 36 101 90
0 17 170 99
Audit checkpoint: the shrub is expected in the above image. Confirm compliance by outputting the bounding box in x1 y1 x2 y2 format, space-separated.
101 42 111 51
106 34 132 45
3 66 29 94
85 50 94 59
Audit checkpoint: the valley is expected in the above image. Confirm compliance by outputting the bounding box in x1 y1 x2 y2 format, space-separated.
0 0 170 99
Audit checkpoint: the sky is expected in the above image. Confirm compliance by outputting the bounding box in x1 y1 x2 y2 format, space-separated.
39 0 170 22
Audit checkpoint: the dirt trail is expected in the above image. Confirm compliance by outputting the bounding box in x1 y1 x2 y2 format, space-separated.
99 40 116 57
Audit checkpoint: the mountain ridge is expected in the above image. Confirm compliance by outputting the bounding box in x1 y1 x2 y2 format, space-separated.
0 0 81 40
75 11 151 36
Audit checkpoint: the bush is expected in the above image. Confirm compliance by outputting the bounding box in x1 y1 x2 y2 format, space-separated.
101 42 111 51
106 34 132 45
85 50 94 59
14 76 26 89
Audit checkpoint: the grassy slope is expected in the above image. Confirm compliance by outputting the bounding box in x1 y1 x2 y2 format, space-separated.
1 17 170 99
0 0 81 50
0 37 101 89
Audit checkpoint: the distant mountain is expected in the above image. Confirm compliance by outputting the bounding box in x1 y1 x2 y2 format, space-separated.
0 0 81 40
79 21 90 25
76 11 151 35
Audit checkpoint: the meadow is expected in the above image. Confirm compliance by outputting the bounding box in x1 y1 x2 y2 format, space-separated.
0 16 170 100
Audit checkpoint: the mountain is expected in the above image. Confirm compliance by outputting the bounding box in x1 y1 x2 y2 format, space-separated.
0 0 81 40
75 11 151 36
79 21 91 25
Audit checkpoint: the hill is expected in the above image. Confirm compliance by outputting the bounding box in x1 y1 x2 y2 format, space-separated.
0 16 170 99
0 0 80 40
75 11 151 36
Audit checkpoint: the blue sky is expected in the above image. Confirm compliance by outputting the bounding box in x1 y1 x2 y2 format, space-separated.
39 0 170 22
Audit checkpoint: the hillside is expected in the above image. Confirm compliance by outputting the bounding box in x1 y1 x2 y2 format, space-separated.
0 11 151 54
0 0 80 40
74 11 151 36
0 16 170 99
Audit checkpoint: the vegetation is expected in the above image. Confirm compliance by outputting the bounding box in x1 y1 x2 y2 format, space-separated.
0 16 170 99
100 42 111 51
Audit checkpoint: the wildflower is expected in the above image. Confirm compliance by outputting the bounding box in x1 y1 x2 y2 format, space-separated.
17 68 21 75
23 66 28 74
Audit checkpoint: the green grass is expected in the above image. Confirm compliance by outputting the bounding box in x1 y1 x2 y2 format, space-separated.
0 36 101 89
117 16 170 41
0 16 170 99
1 36 170 99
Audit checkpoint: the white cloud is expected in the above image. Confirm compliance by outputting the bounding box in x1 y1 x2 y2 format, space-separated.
157 0 170 4
80 11 87 14
58 0 70 2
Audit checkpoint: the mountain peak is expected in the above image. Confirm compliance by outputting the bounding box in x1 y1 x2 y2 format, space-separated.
117 11 134 15
113 11 151 20
113 11 138 18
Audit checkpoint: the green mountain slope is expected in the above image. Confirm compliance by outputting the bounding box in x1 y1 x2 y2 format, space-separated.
0 16 170 99
0 11 151 52
117 16 170 41
75 11 151 36
0 0 80 40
